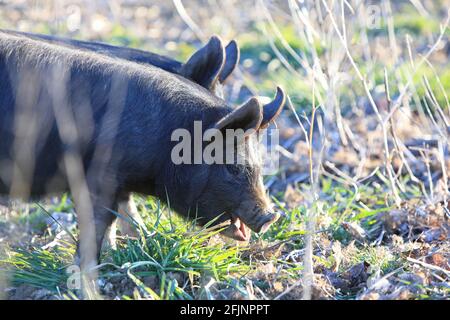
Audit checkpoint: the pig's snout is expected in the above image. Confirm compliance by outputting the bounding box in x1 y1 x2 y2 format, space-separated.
252 212 280 234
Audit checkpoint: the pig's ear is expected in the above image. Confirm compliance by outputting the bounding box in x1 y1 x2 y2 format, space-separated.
181 36 225 90
214 97 262 133
218 40 240 83
259 87 286 129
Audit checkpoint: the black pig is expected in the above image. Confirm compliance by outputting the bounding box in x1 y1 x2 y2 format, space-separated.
2 30 239 97
0 32 285 267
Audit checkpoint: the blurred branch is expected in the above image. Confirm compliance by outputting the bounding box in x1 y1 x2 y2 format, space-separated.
321 0 402 206
173 0 206 41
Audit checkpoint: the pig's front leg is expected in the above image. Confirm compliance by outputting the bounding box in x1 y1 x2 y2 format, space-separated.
103 217 118 251
117 194 144 237
76 200 118 266
102 194 144 250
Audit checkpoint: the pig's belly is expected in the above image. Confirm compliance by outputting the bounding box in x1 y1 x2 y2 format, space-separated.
0 157 69 198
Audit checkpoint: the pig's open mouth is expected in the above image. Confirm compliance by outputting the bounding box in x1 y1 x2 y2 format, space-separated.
223 212 280 241
229 214 250 241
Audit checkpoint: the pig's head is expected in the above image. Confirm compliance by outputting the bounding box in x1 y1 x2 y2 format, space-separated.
163 87 285 241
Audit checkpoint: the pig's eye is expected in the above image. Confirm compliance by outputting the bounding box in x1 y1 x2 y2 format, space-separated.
226 165 242 176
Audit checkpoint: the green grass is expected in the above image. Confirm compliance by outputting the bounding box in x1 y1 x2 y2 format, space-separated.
0 244 74 292
105 199 250 299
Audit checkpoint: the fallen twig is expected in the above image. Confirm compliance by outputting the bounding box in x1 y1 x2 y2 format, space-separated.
407 257 450 277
